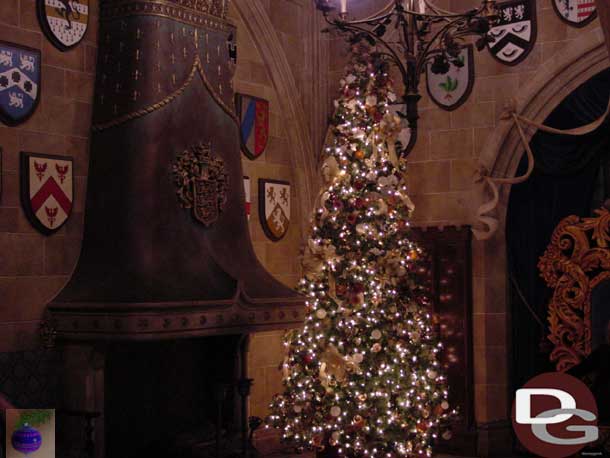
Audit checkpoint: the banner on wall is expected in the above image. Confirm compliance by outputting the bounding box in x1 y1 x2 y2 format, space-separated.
552 0 596 28
0 42 41 126
37 0 90 51
426 45 475 111
236 94 269 160
259 179 290 241
20 152 73 235
487 0 537 66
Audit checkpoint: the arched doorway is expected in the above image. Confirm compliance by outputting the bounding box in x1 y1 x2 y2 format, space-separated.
506 68 610 391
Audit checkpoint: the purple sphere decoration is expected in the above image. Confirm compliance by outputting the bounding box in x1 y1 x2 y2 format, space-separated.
11 424 42 455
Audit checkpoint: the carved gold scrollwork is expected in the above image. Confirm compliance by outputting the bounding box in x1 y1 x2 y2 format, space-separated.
539 208 610 371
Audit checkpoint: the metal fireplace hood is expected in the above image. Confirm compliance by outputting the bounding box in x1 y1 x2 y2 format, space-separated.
45 0 304 342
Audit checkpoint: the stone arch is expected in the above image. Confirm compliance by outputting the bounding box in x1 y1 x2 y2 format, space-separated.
478 28 609 226
232 0 319 235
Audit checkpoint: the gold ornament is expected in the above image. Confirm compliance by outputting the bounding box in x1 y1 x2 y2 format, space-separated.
320 344 347 382
322 155 340 183
355 150 365 160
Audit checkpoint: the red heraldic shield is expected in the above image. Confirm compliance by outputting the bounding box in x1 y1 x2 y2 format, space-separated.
21 152 73 235
236 93 269 160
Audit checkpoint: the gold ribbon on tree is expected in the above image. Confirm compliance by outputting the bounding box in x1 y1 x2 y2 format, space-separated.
472 98 610 241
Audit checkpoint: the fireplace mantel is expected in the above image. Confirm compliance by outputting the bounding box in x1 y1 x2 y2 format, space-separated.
47 295 304 342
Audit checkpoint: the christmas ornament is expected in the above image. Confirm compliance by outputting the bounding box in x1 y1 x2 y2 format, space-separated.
11 424 42 455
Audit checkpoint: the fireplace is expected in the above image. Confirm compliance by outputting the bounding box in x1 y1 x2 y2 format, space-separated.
43 1 305 456
105 336 245 458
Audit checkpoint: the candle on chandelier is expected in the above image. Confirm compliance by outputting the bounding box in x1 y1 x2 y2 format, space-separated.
340 0 347 14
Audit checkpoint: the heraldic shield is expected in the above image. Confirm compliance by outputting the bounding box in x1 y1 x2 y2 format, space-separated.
173 142 229 228
426 45 475 111
236 93 269 160
0 42 41 126
487 0 537 66
21 152 73 235
552 0 596 27
259 179 290 241
37 0 90 51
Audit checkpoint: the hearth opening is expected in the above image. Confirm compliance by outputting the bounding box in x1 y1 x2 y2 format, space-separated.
105 334 249 458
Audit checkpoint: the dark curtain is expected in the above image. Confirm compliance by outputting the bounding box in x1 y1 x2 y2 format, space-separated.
506 68 610 391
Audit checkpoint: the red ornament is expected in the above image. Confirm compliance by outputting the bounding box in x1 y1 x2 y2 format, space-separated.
355 198 364 209
417 421 428 432
303 354 314 364
353 180 365 190
352 283 365 294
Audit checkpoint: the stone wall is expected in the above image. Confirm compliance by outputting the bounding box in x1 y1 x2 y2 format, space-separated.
0 0 98 352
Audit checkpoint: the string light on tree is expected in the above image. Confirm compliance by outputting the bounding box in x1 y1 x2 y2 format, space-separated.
266 42 454 457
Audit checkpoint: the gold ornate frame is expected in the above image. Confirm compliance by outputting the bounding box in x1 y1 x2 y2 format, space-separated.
539 207 610 371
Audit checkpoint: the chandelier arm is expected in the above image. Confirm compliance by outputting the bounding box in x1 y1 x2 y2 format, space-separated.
414 17 469 75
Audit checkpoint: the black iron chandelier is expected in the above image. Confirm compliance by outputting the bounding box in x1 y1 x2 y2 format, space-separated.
314 0 499 157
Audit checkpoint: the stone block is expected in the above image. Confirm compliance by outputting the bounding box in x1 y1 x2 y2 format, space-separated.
451 158 477 191
430 129 474 159
0 233 44 276
0 128 20 170
539 6 569 42
266 136 291 166
65 71 95 103
418 107 451 132
42 38 85 71
0 172 19 208
0 0 20 27
0 208 18 232
44 236 82 275
84 44 97 74
0 25 41 50
475 75 520 103
42 65 66 98
451 102 495 129
407 161 451 194
66 136 90 176
19 130 66 156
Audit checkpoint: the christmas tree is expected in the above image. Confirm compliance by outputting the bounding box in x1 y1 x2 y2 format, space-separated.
266 42 453 457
